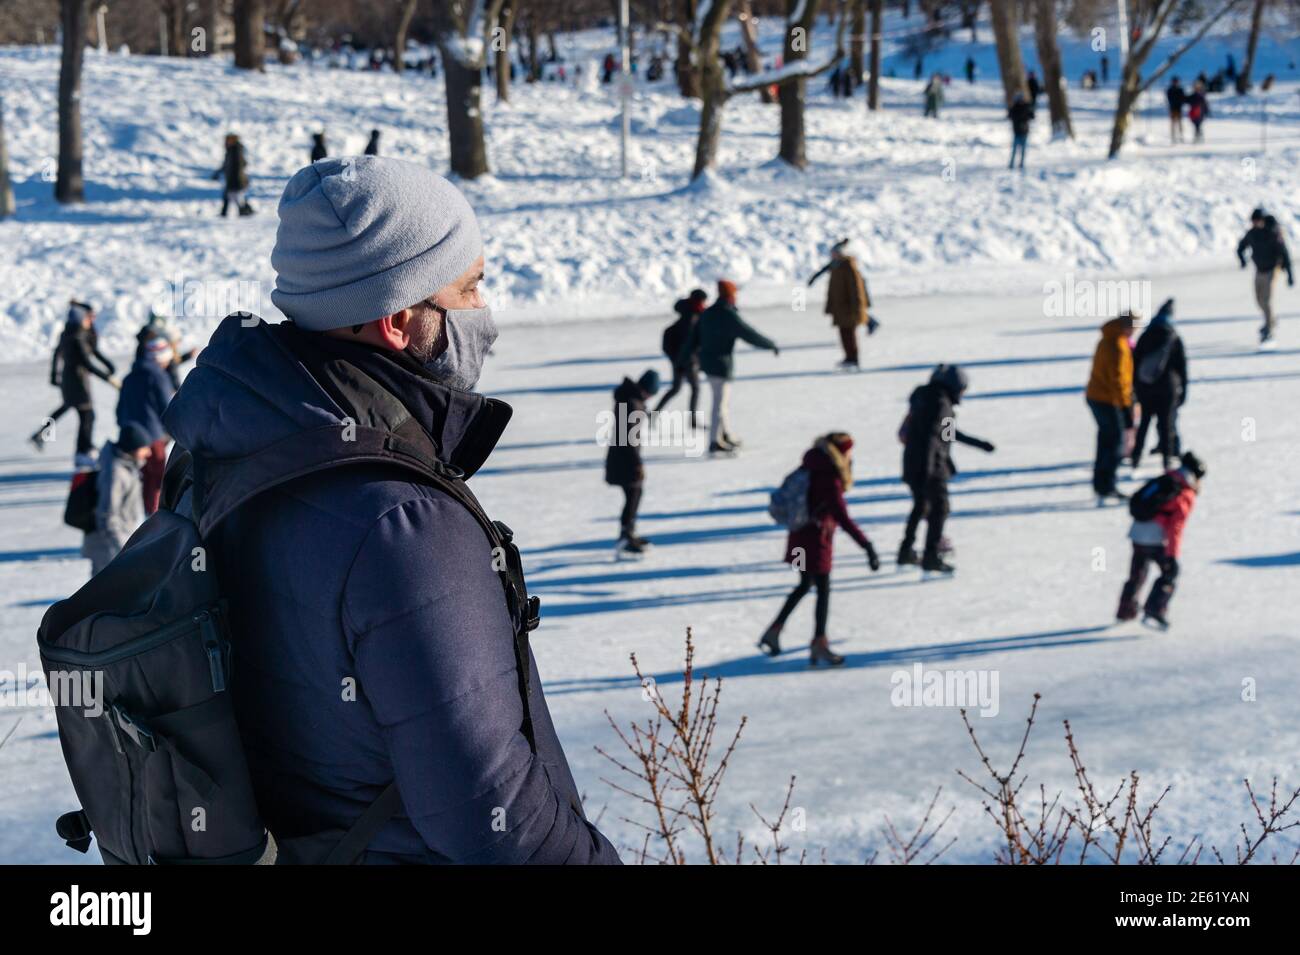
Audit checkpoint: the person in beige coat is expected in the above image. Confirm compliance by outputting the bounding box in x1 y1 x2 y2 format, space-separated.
809 240 871 369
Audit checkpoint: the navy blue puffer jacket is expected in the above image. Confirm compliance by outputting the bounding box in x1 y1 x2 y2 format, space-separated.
164 316 620 864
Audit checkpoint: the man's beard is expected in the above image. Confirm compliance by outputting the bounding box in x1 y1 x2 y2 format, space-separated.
405 307 445 364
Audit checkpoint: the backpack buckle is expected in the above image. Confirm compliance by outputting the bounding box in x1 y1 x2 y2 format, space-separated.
523 596 541 633
111 704 157 752
56 810 93 854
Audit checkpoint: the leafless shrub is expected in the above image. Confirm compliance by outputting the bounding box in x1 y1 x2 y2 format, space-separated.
596 628 746 864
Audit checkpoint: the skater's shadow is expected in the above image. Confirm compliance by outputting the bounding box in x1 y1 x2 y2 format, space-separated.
0 547 81 563
1004 313 1268 337
966 370 1300 401
1219 551 1300 568
0 472 73 486
712 460 1092 497
544 625 1126 694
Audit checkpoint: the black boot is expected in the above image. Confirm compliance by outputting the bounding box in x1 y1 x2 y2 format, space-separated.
758 624 781 657
897 543 919 566
921 552 954 573
809 636 845 667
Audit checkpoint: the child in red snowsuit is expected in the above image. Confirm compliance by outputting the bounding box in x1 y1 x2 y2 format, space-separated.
1117 451 1206 627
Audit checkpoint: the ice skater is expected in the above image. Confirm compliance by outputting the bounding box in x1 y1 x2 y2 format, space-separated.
1086 311 1138 503
605 370 660 556
213 133 253 217
679 280 780 456
1130 298 1187 472
1166 77 1186 142
1117 451 1206 629
760 432 880 666
81 424 152 577
1008 92 1034 170
808 239 873 370
30 302 119 464
1237 209 1294 345
896 364 995 573
654 289 707 426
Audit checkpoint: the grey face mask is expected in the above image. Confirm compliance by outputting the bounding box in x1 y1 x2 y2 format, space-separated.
424 305 498 392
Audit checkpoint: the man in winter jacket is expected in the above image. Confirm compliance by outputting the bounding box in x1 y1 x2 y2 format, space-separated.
1085 313 1137 502
654 289 706 424
81 423 151 576
898 364 995 572
213 133 253 217
605 370 660 555
679 279 780 455
1237 210 1294 344
1130 298 1187 472
30 302 119 461
1008 92 1034 170
1117 451 1206 628
760 432 880 666
1166 77 1186 142
117 335 177 515
164 156 619 864
1186 80 1209 141
809 241 871 369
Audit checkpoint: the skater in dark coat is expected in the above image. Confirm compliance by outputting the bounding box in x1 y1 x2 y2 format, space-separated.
135 313 198 390
117 335 177 515
679 280 780 454
897 364 995 572
310 132 328 162
1008 92 1034 170
212 133 253 216
31 302 118 460
759 433 880 666
1117 452 1205 628
1237 210 1294 343
1130 299 1187 471
605 370 660 555
654 289 706 425
1166 77 1186 142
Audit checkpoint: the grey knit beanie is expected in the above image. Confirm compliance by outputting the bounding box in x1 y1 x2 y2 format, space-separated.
270 156 482 330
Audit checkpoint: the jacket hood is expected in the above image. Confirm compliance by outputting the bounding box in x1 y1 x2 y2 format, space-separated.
165 315 511 479
803 440 852 490
1100 317 1134 338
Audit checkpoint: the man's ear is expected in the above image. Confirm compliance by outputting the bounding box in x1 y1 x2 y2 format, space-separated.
373 309 415 351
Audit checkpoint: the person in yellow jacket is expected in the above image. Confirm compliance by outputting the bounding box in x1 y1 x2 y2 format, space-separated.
808 240 871 369
1085 312 1139 502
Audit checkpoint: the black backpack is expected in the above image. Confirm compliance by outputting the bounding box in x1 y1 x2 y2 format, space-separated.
63 470 97 532
1129 473 1180 521
38 420 540 865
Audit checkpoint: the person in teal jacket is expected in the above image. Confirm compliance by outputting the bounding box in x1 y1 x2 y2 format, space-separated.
679 279 780 454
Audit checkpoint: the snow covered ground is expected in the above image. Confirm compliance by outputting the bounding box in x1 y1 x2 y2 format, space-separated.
1 17 1299 358
3 263 1298 863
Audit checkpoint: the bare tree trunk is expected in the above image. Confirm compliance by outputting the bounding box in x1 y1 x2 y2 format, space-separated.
0 94 15 218
197 0 219 55
442 50 489 178
849 0 865 82
393 0 418 73
1236 0 1266 93
496 0 515 102
676 0 701 99
778 0 822 168
57 0 88 204
692 0 734 178
868 0 882 110
526 16 540 80
1032 0 1072 138
988 0 1026 106
234 0 265 70
736 0 773 102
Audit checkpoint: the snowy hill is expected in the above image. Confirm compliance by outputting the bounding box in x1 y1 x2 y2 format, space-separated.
1 16 1299 359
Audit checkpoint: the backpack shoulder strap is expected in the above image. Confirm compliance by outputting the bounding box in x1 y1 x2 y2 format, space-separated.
322 783 404 865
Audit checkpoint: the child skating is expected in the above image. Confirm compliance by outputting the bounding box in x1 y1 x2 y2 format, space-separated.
1117 451 1206 630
